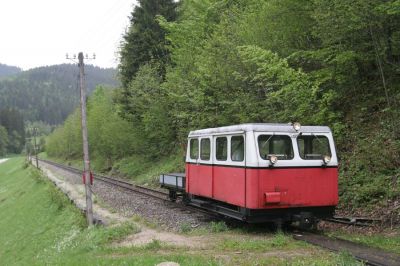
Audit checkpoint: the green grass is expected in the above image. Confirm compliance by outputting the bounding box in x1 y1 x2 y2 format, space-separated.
0 158 217 265
113 153 184 185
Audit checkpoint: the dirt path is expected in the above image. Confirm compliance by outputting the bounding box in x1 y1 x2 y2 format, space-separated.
38 161 209 249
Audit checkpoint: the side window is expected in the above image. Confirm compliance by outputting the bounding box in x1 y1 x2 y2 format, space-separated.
200 138 211 160
189 138 198 159
216 137 227 161
297 135 331 159
231 136 244 162
258 135 294 160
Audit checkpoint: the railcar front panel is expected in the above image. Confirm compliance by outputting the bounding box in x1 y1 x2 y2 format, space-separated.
186 164 338 210
252 167 338 209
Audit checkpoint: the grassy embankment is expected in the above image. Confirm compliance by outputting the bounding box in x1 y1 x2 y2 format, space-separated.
0 157 363 265
0 157 210 265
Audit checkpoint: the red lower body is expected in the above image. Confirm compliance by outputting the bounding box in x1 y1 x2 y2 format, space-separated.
186 163 338 210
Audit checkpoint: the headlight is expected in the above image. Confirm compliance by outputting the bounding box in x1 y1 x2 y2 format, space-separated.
293 122 301 131
269 155 278 165
323 155 331 164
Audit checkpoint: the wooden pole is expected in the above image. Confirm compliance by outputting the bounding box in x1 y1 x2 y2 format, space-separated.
78 52 94 226
32 128 39 168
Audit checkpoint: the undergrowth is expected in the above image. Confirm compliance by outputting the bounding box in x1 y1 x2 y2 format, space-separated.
338 112 400 211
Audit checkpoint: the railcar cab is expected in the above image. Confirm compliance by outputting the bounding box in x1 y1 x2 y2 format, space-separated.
185 123 338 225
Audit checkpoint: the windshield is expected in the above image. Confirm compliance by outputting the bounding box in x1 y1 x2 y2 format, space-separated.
297 135 331 160
258 135 294 160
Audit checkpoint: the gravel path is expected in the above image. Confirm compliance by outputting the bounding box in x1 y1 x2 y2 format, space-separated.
38 160 214 231
0 158 9 164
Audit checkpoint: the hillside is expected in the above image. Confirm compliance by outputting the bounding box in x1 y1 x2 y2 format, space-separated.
0 64 118 124
0 63 21 78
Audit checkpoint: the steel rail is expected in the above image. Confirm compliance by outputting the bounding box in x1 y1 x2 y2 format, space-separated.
322 216 382 227
294 231 400 266
38 158 169 201
37 158 219 219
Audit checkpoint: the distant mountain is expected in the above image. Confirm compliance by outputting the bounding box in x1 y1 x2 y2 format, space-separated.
0 64 118 124
0 63 22 78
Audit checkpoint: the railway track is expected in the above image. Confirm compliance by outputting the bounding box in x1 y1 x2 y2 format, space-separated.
37 158 170 201
37 158 400 266
37 158 219 219
324 216 382 227
294 232 400 266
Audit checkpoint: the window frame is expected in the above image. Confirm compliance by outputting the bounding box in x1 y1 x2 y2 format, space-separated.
189 138 199 160
257 134 294 161
231 135 245 162
215 136 228 162
200 137 211 161
297 134 332 160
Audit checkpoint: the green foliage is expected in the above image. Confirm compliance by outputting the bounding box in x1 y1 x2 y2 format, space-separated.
209 221 228 233
118 0 177 87
46 108 82 159
113 151 184 184
46 86 137 171
339 123 400 208
0 63 21 78
0 108 25 154
0 126 8 156
114 64 175 159
87 87 136 169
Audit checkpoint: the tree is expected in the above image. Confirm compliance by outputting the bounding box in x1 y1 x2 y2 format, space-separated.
0 126 8 156
0 109 25 153
118 0 177 88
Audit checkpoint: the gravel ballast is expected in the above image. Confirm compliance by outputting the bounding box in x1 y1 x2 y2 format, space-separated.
38 161 213 231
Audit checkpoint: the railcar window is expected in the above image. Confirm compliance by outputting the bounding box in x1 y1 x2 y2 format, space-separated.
231 136 244 162
258 135 294 160
216 137 227 161
200 138 211 160
190 139 199 160
297 135 331 160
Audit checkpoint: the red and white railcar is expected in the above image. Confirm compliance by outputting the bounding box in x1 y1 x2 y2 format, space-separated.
161 123 338 226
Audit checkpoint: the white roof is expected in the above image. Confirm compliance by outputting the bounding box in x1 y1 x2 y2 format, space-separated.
188 123 331 137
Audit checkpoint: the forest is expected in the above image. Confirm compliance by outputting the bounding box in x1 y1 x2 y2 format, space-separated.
0 63 21 78
0 64 117 125
0 109 25 156
0 64 117 155
46 0 400 211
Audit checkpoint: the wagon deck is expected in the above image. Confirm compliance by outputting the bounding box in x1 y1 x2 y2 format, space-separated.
159 173 186 191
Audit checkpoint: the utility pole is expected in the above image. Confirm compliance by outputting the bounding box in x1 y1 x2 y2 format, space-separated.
33 128 39 168
78 52 94 226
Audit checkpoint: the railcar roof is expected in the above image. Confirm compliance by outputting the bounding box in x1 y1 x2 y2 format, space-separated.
188 123 331 137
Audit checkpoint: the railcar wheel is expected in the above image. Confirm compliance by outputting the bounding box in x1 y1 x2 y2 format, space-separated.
168 190 177 202
299 217 317 230
182 193 190 204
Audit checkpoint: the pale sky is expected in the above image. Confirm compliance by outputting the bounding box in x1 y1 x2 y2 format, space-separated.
0 0 137 70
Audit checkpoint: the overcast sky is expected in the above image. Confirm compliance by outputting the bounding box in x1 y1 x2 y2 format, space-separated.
0 0 137 70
